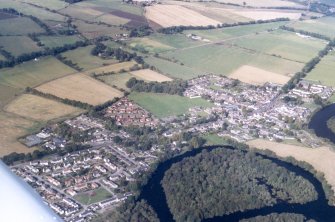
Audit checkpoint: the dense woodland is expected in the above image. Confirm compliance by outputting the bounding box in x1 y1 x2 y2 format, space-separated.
162 148 317 222
94 199 159 222
126 78 188 95
240 213 316 222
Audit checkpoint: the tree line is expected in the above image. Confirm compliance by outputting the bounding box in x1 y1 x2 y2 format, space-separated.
126 77 188 95
280 25 332 41
282 40 335 92
158 18 290 34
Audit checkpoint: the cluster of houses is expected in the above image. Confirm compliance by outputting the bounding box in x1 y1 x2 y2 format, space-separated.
25 128 66 150
291 80 334 100
104 97 158 127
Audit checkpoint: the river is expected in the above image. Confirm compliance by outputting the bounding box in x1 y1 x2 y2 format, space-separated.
309 103 335 144
139 146 335 222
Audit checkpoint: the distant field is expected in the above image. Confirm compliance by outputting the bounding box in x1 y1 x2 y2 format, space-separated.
287 17 335 39
94 13 130 26
38 35 82 48
129 37 174 53
75 187 112 205
0 56 76 90
17 0 68 10
99 72 136 91
36 74 123 105
230 65 290 85
129 92 213 118
0 36 42 57
203 133 227 145
305 51 335 87
73 20 127 39
145 4 220 28
210 0 304 7
144 56 202 80
85 61 137 75
227 30 326 63
0 57 75 89
61 46 118 71
130 69 173 82
0 111 38 157
162 44 303 77
183 21 289 41
247 139 335 193
149 33 203 49
0 84 19 108
223 8 301 20
5 94 83 121
60 5 104 20
0 17 44 35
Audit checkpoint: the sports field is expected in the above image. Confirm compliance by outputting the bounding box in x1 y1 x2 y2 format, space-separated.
0 56 76 90
38 35 82 49
129 92 213 118
5 94 83 121
248 139 335 192
0 36 42 57
130 69 173 82
75 187 112 205
0 17 44 35
305 51 335 87
287 17 335 39
36 74 123 105
61 46 118 71
145 4 220 27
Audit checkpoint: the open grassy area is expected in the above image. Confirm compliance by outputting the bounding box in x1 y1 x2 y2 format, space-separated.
84 61 137 75
162 43 303 77
61 46 118 71
0 36 42 57
305 51 335 87
0 111 39 157
183 21 289 41
129 37 174 53
227 30 326 63
0 17 44 35
128 92 213 118
99 72 135 91
144 56 202 80
16 0 68 10
75 187 112 205
36 74 123 105
38 35 82 49
5 94 83 121
203 134 228 146
0 56 76 90
287 17 335 39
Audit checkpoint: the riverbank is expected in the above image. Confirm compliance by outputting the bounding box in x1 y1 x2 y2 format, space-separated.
248 139 335 193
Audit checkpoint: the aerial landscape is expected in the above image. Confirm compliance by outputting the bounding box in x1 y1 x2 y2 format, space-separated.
1 0 335 221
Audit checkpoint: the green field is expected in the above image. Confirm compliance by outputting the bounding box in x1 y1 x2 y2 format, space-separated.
129 92 213 118
0 36 42 57
17 0 68 10
61 45 118 71
161 43 303 77
183 21 289 41
305 51 335 87
0 17 44 35
203 134 228 145
38 35 82 49
0 56 75 90
149 33 203 49
287 17 335 39
99 72 143 91
129 37 174 53
227 30 326 63
74 187 112 205
144 56 202 80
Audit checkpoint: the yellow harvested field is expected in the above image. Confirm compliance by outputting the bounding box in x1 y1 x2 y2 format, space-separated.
5 94 83 121
248 139 335 193
85 61 137 75
224 8 301 20
145 5 220 27
130 69 173 82
36 74 123 105
0 111 38 157
229 65 290 85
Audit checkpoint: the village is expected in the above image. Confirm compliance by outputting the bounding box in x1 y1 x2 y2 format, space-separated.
11 74 334 221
